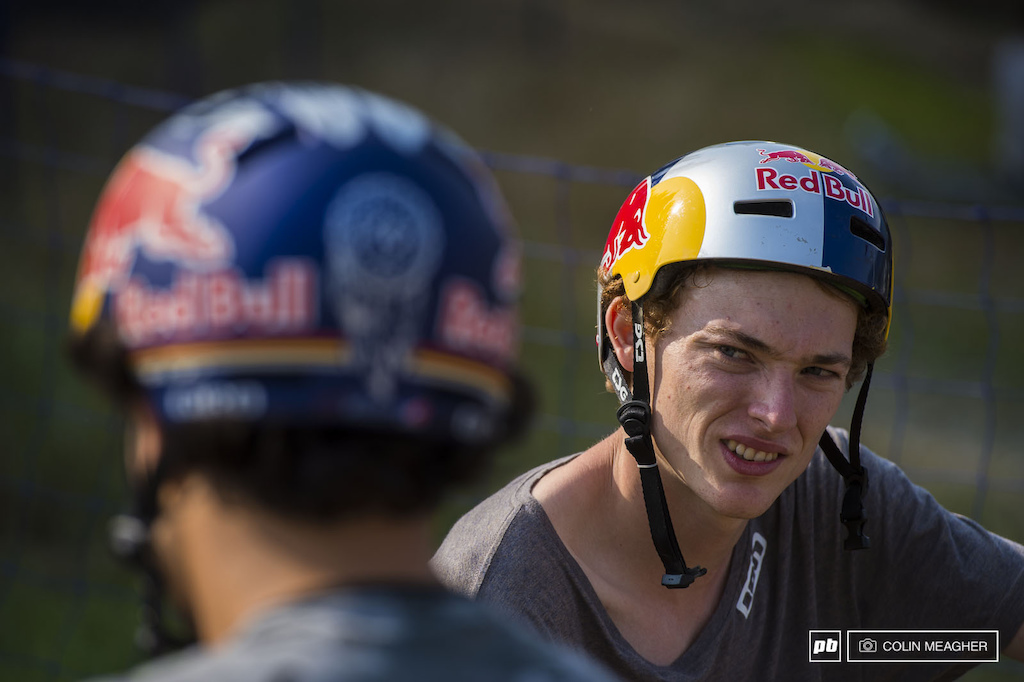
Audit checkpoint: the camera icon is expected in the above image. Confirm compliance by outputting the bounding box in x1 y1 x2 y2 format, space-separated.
859 638 877 654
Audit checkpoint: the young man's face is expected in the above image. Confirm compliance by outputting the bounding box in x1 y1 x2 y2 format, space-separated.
649 267 858 520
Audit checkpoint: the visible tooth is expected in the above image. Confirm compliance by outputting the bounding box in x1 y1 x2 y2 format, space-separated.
730 441 781 462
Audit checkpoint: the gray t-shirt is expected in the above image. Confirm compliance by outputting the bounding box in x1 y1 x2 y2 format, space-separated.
84 586 622 682
432 429 1024 681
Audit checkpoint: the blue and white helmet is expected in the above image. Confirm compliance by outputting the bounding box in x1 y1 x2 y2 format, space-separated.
599 140 893 370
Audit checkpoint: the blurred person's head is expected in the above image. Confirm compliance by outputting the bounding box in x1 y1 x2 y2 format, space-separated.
67 82 532 649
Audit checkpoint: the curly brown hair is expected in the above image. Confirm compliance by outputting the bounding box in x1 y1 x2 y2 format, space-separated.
599 264 888 391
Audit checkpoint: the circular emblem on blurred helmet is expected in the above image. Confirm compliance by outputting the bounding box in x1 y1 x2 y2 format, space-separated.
325 173 444 297
325 173 445 401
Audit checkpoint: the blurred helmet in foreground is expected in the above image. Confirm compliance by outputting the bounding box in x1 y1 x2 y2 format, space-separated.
70 82 525 449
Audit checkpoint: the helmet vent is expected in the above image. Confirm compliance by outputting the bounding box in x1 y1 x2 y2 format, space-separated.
850 216 886 251
733 200 793 218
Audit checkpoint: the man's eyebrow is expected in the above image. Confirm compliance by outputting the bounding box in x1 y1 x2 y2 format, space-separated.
701 325 852 367
703 325 771 353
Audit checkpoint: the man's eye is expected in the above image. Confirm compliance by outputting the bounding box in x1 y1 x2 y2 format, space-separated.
718 346 745 359
804 366 836 378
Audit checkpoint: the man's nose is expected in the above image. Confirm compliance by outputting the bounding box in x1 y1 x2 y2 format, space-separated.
748 371 798 433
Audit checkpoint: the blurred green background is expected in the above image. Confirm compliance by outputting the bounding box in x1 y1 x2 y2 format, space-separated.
2 0 1024 679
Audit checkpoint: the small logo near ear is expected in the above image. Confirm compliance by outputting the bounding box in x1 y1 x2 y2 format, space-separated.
633 321 645 363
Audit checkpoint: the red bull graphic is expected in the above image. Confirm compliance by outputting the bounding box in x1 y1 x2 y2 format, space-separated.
758 148 812 165
438 279 518 362
756 166 874 218
759 147 856 179
816 156 856 179
601 177 652 271
115 260 318 348
71 118 273 332
79 128 251 284
493 242 522 301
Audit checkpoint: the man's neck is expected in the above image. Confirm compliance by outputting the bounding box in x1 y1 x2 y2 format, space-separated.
609 433 749 577
156 475 437 646
533 432 748 664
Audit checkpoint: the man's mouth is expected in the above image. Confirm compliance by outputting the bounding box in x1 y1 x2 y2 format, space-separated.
725 439 779 463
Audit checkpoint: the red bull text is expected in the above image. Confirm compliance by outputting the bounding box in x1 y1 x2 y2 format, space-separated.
756 166 874 218
115 261 318 347
438 280 518 362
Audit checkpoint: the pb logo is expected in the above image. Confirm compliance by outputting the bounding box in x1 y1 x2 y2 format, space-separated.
808 631 842 662
814 639 838 655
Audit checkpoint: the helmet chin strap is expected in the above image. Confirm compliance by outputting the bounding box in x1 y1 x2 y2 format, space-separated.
604 299 707 589
818 363 874 551
109 445 197 657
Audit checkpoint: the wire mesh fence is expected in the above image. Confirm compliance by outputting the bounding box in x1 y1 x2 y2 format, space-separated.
1 59 1022 680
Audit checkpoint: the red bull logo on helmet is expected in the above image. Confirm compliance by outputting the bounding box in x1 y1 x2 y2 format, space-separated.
601 177 652 271
71 113 275 333
757 148 857 179
758 148 813 166
438 279 518 363
115 261 318 348
755 148 874 218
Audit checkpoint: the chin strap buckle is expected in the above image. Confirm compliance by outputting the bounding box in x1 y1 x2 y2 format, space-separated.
616 400 655 465
662 565 708 588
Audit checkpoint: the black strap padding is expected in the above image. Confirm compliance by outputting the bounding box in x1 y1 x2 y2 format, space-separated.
637 465 708 587
629 300 651 400
603 300 707 588
603 352 634 405
818 363 876 551
848 363 874 471
110 434 197 657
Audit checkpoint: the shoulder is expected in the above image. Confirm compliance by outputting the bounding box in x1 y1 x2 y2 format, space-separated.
432 455 576 596
75 646 234 682
770 426 978 571
789 426 971 539
421 591 622 681
784 427 1024 632
433 456 603 642
83 590 621 682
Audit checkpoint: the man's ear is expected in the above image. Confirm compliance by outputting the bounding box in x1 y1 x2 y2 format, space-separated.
605 295 635 373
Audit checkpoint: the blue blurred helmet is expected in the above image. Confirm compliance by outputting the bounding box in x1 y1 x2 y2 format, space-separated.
71 82 524 447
